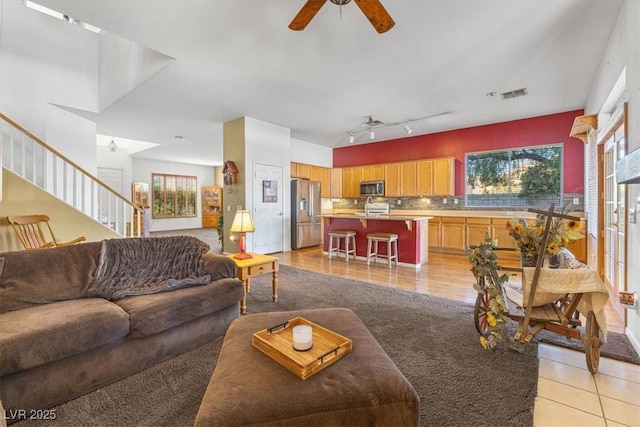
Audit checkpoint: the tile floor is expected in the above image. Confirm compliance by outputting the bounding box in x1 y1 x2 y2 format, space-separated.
534 343 640 426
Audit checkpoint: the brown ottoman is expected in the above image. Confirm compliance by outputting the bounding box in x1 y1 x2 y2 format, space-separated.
195 308 419 426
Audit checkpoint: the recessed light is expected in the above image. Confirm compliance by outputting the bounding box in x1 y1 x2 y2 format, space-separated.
486 92 497 97
173 135 187 140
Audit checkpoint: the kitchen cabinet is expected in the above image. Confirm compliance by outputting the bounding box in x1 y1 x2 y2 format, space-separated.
434 158 455 196
400 162 417 197
441 217 465 251
202 185 222 228
384 163 401 197
361 164 384 182
295 163 311 179
319 167 331 198
330 168 343 198
566 222 587 262
491 218 517 249
428 217 441 247
291 163 332 198
416 160 434 195
310 165 322 182
342 167 362 198
466 217 492 247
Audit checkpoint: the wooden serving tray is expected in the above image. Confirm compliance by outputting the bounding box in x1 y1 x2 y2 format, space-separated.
252 317 353 380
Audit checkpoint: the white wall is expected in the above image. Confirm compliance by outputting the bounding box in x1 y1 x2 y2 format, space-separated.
585 0 640 353
97 145 134 199
244 117 292 252
291 138 333 167
132 158 215 232
0 1 99 173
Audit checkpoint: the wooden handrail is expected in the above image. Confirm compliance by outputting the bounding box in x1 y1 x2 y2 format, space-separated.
0 112 141 213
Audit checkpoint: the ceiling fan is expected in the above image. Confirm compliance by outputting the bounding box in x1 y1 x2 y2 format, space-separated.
289 0 395 34
364 115 384 127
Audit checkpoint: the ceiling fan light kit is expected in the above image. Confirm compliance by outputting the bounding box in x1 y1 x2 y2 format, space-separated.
289 0 395 34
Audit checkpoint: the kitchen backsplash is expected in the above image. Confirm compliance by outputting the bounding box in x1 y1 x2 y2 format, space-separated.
332 194 584 212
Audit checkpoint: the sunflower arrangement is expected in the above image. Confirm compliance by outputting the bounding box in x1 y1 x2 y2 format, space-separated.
506 213 583 257
467 235 510 350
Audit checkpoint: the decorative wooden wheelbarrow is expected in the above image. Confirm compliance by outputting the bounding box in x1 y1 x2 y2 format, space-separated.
469 205 609 374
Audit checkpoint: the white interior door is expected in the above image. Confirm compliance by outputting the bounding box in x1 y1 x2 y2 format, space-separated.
253 163 284 254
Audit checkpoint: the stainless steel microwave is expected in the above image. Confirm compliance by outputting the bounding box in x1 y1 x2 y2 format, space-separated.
360 180 385 197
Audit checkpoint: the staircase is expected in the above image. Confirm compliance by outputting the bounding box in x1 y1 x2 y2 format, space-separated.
1 113 142 237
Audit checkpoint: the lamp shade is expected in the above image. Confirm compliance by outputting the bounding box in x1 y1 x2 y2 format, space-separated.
230 210 255 233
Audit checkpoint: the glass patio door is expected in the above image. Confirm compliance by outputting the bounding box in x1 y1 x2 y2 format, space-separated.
603 128 625 296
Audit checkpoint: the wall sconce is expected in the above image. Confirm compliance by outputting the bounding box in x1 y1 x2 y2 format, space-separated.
230 210 255 260
109 139 117 153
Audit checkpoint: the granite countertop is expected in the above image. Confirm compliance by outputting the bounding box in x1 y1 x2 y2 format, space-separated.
320 213 432 221
323 209 585 220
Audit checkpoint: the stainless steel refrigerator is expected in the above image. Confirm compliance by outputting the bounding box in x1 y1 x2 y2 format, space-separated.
291 179 322 249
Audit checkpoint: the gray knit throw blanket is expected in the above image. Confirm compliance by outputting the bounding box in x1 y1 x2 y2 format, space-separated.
88 236 211 301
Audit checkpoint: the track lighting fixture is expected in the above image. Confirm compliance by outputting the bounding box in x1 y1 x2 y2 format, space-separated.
345 112 450 144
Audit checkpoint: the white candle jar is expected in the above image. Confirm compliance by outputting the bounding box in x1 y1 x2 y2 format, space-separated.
292 324 313 351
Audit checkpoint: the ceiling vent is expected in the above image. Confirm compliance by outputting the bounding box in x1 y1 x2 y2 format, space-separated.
501 88 528 100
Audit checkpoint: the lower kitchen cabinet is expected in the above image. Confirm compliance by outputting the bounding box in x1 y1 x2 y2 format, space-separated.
440 217 465 251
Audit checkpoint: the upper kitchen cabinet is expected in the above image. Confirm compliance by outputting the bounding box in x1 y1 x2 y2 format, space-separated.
416 160 434 195
319 167 331 198
309 165 322 182
292 162 311 179
400 162 417 197
361 164 385 182
433 157 455 196
384 163 401 197
330 168 343 198
342 167 362 198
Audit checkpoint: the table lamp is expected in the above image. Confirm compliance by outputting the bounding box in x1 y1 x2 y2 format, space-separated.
230 210 255 260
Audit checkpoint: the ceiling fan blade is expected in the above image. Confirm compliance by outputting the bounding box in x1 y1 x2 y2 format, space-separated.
353 0 395 34
289 0 328 31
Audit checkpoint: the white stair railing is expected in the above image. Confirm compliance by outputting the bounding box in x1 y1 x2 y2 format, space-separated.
0 113 142 237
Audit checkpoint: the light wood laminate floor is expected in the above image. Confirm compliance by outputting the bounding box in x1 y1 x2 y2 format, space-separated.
274 246 639 427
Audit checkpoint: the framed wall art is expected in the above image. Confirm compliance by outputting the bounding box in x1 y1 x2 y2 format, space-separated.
262 180 277 203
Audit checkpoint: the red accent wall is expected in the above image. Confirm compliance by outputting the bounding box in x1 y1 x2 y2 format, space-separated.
333 110 585 195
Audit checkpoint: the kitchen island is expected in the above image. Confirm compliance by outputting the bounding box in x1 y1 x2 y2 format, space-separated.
320 214 432 269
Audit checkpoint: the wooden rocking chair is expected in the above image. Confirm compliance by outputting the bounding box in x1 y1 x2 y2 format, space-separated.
7 215 86 250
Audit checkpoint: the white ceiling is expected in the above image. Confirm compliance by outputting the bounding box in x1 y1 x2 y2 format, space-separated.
34 0 624 166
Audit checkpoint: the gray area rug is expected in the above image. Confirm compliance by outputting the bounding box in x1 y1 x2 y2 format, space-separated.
17 265 539 426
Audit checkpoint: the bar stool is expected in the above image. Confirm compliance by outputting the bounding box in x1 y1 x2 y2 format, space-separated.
366 232 398 268
328 230 357 261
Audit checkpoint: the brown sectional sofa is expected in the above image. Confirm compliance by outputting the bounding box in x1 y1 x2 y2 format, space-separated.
0 238 245 415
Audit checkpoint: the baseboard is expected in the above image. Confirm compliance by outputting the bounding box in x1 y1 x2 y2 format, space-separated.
626 327 640 358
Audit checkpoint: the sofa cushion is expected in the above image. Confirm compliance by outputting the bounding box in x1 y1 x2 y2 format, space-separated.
0 242 102 314
115 277 244 338
0 298 130 376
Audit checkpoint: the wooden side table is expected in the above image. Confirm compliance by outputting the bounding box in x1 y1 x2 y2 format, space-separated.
228 253 279 314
